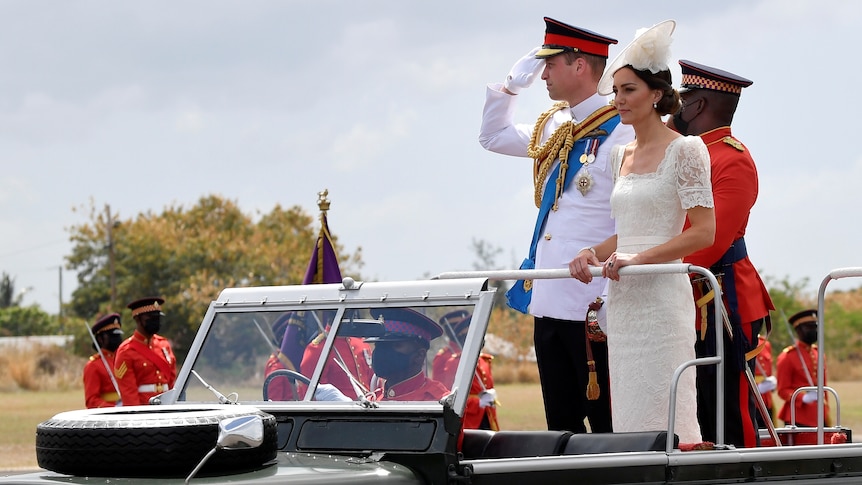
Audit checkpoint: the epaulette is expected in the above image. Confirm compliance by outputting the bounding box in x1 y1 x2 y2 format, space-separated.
89 354 98 362
311 332 326 345
722 136 745 152
782 345 795 354
480 353 494 361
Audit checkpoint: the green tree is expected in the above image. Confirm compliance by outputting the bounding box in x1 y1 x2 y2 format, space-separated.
0 306 57 336
765 275 813 352
764 275 862 364
0 272 28 308
65 195 363 361
470 238 510 311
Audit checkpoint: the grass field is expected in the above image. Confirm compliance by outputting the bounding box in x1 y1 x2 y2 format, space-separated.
3 381 861 471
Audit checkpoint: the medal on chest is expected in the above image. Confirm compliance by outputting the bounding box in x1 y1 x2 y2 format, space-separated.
576 138 599 196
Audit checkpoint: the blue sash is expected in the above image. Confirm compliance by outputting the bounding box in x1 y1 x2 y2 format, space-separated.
506 115 620 313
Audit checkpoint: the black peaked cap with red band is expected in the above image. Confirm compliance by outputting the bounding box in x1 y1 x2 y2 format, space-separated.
536 17 618 59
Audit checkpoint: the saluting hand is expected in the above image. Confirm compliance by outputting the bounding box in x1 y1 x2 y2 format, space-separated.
503 47 545 95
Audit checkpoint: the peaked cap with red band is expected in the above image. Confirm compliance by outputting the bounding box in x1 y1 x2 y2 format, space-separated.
535 17 618 59
127 296 165 317
366 308 443 344
679 59 753 95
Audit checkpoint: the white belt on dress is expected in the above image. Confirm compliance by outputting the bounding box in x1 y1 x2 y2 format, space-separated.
138 383 170 393
616 235 670 248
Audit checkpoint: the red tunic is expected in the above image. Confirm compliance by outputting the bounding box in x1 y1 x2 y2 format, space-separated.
263 353 298 400
83 350 119 408
434 349 499 430
374 373 449 401
301 336 373 399
114 330 177 406
776 341 829 426
432 343 460 386
684 126 774 325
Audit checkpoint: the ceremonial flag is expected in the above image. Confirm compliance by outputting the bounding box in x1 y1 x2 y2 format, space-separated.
278 198 343 368
302 211 342 284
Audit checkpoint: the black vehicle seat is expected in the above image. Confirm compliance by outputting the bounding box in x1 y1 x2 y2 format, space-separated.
563 431 678 455
478 430 574 459
461 429 496 459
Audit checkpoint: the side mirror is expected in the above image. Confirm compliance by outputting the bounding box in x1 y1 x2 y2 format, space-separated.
185 415 264 483
217 415 264 450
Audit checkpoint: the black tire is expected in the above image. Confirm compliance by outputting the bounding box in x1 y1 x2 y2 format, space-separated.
36 404 277 477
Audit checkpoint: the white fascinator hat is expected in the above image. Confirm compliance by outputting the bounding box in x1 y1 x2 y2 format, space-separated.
597 20 676 96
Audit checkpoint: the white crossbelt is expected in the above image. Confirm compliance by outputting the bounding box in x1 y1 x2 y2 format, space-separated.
138 383 170 393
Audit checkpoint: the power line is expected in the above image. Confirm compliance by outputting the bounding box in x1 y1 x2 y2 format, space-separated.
0 240 68 259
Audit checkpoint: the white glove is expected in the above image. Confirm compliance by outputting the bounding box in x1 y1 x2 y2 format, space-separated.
503 47 545 94
478 389 497 408
314 384 352 402
757 376 777 394
802 391 818 404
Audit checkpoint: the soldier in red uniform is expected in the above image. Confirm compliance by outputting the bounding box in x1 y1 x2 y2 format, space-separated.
754 335 777 427
83 313 124 408
300 327 373 400
777 309 829 427
669 60 775 447
434 310 499 430
263 312 304 401
367 308 449 402
114 297 177 406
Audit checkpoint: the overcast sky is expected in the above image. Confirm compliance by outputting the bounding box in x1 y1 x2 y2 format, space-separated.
1 0 860 315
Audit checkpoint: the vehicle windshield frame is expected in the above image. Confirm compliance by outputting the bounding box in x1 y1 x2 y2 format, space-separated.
160 278 495 418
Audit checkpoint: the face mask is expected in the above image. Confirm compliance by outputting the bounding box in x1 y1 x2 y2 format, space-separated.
372 345 414 379
143 315 161 335
671 95 699 135
799 327 818 345
104 333 124 352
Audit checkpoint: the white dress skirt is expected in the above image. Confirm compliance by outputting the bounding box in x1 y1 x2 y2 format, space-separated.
606 136 713 444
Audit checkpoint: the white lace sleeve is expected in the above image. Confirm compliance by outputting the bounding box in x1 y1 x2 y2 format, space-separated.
674 136 713 210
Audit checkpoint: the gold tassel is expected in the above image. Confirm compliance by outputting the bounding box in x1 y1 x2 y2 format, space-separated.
586 360 600 400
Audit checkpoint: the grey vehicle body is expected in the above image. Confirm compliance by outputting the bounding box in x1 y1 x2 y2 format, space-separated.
3 265 862 484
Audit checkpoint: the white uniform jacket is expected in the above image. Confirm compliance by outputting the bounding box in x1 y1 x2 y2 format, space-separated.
479 83 634 321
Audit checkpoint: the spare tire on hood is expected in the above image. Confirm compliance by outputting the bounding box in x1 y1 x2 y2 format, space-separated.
36 404 277 477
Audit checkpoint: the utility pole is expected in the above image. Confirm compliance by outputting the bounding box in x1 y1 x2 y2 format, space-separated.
106 204 117 310
58 265 63 333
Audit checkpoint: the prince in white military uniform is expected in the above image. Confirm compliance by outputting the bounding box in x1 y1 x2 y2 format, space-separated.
479 17 633 433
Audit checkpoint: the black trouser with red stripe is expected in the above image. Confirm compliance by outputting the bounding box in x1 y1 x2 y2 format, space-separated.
534 317 612 433
696 318 764 447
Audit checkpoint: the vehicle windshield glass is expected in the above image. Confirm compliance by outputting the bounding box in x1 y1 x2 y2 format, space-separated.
180 304 478 405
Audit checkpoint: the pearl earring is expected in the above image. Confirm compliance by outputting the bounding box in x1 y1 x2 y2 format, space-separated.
653 102 658 109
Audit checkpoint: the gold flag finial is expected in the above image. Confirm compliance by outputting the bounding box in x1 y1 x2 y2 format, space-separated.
317 189 330 213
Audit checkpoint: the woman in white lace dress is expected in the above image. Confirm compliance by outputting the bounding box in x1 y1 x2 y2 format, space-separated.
568 21 714 444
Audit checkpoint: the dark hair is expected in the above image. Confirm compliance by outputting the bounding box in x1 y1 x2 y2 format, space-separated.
563 51 607 81
627 66 680 116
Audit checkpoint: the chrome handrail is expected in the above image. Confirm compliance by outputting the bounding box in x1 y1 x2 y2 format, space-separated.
435 263 725 450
